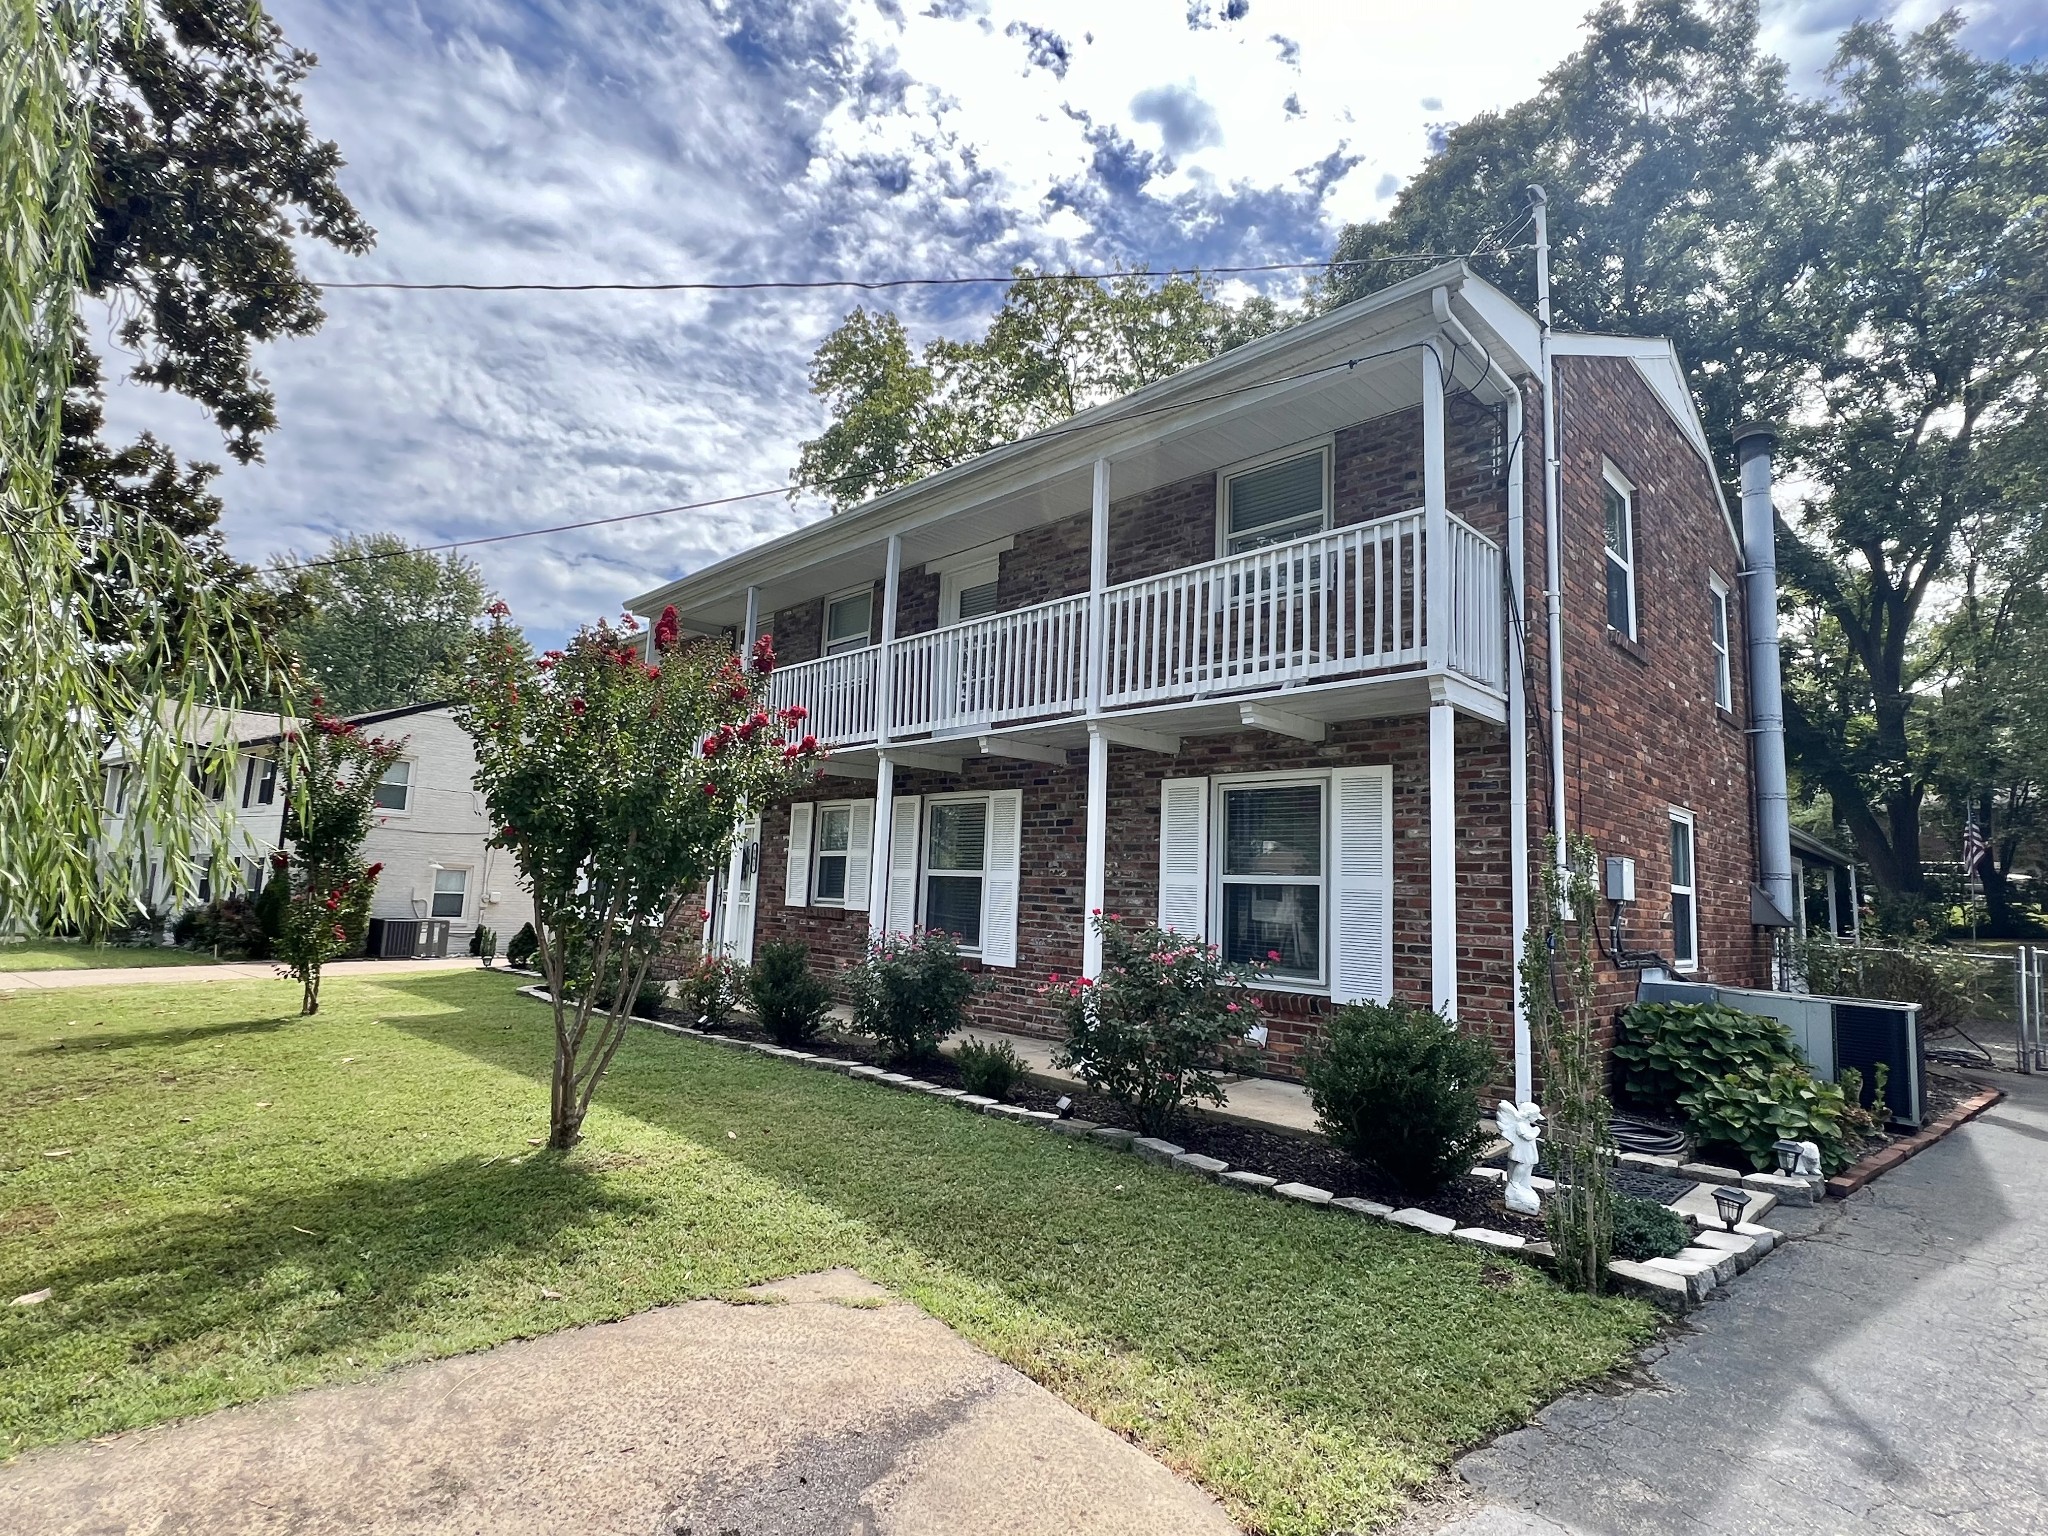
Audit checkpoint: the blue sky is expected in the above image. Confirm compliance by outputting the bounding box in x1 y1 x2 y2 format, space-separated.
92 0 2046 643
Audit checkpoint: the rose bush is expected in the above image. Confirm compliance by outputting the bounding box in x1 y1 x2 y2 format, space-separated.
460 603 817 1148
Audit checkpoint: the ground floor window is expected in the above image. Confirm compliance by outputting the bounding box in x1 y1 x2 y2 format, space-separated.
1669 809 1697 971
1218 778 1325 985
432 866 468 919
814 803 852 904
923 797 988 950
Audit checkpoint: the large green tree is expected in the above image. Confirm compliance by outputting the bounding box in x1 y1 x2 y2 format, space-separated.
795 271 1285 508
278 536 497 716
1331 2 2047 909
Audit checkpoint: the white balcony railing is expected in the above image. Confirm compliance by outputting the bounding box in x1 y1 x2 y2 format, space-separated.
762 508 1501 749
890 593 1091 737
1099 510 1424 709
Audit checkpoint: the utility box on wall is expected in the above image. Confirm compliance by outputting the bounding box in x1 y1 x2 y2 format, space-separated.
1604 857 1637 903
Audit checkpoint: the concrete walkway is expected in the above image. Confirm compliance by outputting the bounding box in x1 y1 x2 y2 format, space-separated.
1430 1069 2048 1536
0 955 480 993
0 1269 1237 1536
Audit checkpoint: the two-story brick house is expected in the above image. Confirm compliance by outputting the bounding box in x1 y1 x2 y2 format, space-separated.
629 261 1790 1098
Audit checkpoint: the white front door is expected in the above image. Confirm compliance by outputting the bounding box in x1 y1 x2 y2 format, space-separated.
715 818 761 965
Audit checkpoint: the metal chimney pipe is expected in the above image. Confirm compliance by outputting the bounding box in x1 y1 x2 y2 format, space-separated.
1735 424 1794 925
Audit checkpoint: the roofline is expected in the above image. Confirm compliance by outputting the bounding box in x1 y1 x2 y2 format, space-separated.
241 698 457 748
629 259 1521 617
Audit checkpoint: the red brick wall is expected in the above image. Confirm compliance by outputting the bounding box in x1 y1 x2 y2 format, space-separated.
1538 354 1765 1026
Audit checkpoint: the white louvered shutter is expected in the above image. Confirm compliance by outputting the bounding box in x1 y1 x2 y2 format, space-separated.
784 802 814 907
884 795 922 935
1158 777 1209 937
843 801 873 912
980 790 1022 967
730 817 761 965
1331 767 1393 1003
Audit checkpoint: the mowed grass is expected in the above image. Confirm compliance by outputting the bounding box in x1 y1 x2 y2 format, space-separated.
0 973 1652 1534
0 942 219 972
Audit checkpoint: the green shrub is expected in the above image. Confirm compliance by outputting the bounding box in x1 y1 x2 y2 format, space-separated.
505 922 540 970
469 925 498 961
1610 1194 1691 1261
1680 1063 1855 1172
1050 916 1260 1137
1302 1000 1497 1194
254 863 289 950
847 929 984 1065
679 951 745 1030
1613 1001 1802 1113
956 1037 1025 1100
171 895 268 958
1794 934 1984 1034
746 940 833 1048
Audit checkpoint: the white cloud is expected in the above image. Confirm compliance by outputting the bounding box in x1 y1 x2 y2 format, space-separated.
92 0 2011 647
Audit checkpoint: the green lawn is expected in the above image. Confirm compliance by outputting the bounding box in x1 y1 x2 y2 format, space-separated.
0 973 1652 1533
0 941 219 972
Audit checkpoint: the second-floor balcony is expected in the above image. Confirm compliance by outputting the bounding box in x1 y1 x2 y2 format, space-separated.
766 507 1504 751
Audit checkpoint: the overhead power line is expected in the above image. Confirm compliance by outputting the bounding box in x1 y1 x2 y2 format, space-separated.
317 246 1531 295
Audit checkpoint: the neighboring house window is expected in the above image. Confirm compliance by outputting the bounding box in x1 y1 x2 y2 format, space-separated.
1670 809 1698 972
197 869 212 904
1221 445 1330 555
1218 778 1325 985
823 588 873 655
105 766 128 816
940 558 1000 625
243 755 278 808
923 797 988 949
1709 577 1733 711
373 759 411 812
1603 464 1638 639
813 802 853 904
432 867 468 919
190 760 226 801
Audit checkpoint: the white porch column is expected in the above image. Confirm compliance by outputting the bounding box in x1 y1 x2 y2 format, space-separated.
1503 385 1532 1101
868 534 903 939
1082 727 1109 977
1082 456 1111 977
741 584 760 665
1430 694 1458 1019
1422 345 1449 669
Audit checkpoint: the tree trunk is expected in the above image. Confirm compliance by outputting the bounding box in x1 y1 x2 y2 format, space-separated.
302 967 320 1015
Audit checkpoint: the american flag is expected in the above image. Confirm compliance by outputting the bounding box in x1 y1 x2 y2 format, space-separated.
1963 818 1990 883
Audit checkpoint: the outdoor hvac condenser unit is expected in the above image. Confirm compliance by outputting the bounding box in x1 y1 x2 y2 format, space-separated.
366 918 423 959
1636 979 1925 1128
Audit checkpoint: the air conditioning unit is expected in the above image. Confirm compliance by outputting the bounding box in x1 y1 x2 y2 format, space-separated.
1637 978 1925 1127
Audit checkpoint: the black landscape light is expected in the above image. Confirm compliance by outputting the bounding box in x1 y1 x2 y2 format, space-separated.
1713 1186 1752 1232
1772 1139 1802 1176
1055 1095 1074 1119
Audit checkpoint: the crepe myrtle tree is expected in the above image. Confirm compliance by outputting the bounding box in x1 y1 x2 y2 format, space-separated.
461 602 817 1149
273 701 404 1015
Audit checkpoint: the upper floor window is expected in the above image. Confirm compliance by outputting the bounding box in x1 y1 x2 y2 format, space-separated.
105 765 129 816
242 754 279 808
1603 465 1638 639
823 588 873 655
1708 577 1733 710
1221 445 1330 556
941 558 1000 625
373 758 411 812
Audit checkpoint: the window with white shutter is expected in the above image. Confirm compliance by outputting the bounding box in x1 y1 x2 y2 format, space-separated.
980 790 1022 966
1330 767 1393 1003
1158 777 1209 936
884 795 922 935
843 801 873 912
785 802 815 907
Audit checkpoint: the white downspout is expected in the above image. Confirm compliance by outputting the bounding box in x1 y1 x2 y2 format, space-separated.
1531 187 1568 869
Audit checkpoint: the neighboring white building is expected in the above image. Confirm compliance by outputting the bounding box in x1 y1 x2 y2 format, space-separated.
98 700 532 952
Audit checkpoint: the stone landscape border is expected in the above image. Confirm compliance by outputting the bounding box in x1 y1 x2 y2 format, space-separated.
1824 1082 2005 1198
515 986 1800 1314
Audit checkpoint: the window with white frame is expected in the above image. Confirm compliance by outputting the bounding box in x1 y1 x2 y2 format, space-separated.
432 866 469 919
813 802 854 904
822 588 874 654
1708 577 1733 711
923 797 988 949
372 758 411 812
105 765 129 816
1669 810 1698 971
1217 778 1326 984
940 558 1000 624
1603 465 1637 639
1221 445 1330 555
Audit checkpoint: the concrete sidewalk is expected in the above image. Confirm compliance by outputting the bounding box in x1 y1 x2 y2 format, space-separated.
1427 1068 2048 1536
0 1269 1238 1536
0 955 481 993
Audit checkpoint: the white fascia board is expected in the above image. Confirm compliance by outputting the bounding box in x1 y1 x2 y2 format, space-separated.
1549 333 1741 563
1449 276 1542 379
629 260 1499 619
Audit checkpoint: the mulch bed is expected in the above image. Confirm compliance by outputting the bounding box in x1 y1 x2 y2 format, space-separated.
666 1009 1550 1240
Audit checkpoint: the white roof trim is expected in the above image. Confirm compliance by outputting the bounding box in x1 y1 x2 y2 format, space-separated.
1549 333 1740 561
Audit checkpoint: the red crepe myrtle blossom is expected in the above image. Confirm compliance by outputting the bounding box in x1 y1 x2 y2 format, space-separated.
749 633 776 675
271 852 290 870
332 924 347 942
486 599 511 618
703 782 720 797
570 698 587 716
646 665 661 682
654 605 681 652
701 733 723 757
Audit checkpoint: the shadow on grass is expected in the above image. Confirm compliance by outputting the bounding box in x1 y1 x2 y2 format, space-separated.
20 1015 292 1054
1 1154 641 1384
